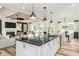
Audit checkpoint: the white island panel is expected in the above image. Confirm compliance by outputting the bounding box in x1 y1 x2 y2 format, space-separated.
16 37 60 56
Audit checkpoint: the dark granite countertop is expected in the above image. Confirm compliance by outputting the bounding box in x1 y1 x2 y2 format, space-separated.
16 35 59 46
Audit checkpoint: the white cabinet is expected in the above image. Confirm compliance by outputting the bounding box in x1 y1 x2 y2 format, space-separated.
16 41 25 56
50 37 60 55
40 37 60 56
23 43 40 56
16 41 40 56
16 37 60 56
74 22 79 31
40 42 52 56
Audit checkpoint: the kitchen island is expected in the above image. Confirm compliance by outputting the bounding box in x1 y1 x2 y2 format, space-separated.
16 35 60 56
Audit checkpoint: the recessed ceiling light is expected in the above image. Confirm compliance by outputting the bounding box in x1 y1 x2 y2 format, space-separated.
71 4 75 7
22 7 25 10
0 6 3 9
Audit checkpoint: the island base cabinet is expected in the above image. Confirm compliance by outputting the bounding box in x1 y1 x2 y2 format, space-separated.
23 43 40 56
16 41 25 56
16 41 40 56
16 37 60 56
40 42 52 56
40 37 60 56
53 37 60 55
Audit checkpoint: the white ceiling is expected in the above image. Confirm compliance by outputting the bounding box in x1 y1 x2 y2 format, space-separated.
0 3 79 22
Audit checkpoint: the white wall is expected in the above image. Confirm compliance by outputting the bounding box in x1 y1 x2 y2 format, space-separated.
74 22 79 32
0 16 17 36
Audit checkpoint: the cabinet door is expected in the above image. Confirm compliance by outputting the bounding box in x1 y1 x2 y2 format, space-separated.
40 42 51 56
51 39 57 55
24 43 39 56
51 37 60 55
56 37 60 50
16 41 25 56
47 43 52 56
50 40 55 54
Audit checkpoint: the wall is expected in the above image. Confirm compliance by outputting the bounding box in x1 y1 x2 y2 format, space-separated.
0 16 17 36
74 22 79 32
0 16 79 37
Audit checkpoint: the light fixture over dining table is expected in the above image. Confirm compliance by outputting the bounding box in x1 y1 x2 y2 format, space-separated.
50 11 53 23
43 6 47 21
30 3 36 19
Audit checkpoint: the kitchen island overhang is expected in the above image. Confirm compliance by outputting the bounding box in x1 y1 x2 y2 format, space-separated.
16 35 61 56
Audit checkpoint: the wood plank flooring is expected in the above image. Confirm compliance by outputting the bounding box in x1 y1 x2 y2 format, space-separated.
55 39 79 56
0 47 16 56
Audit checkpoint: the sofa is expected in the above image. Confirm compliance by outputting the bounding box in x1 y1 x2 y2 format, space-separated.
0 34 15 49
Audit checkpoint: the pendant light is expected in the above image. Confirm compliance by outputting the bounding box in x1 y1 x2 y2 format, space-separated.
64 17 66 23
30 3 36 19
43 7 47 21
63 17 67 29
50 20 53 23
50 11 53 23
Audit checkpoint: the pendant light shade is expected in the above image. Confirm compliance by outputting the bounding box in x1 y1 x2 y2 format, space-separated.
43 17 47 21
43 7 47 21
30 11 36 17
64 17 66 23
50 19 53 23
30 3 36 19
30 11 36 19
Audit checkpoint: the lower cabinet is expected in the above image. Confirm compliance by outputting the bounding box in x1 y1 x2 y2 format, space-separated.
16 41 25 56
40 42 52 56
24 43 40 56
16 37 60 56
16 41 40 56
51 37 60 55
40 37 60 56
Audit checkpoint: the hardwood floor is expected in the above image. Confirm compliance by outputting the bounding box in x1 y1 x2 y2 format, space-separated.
0 39 79 56
55 39 79 56
0 47 16 56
